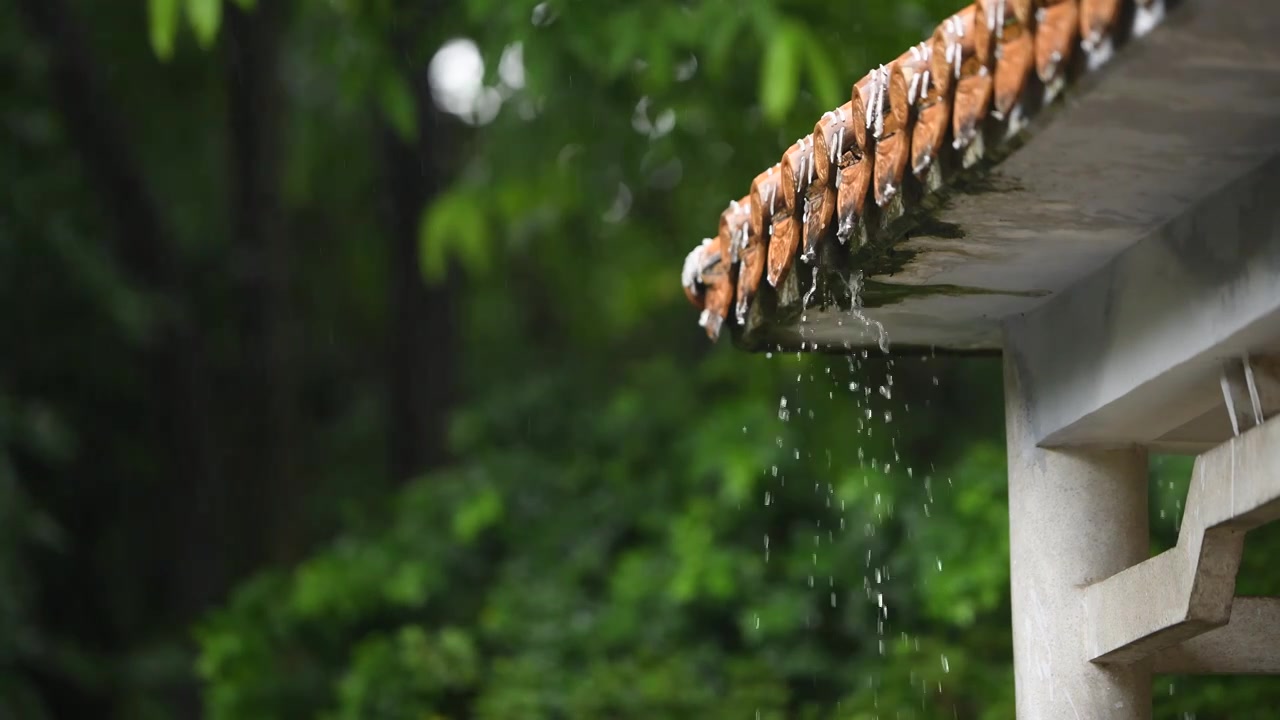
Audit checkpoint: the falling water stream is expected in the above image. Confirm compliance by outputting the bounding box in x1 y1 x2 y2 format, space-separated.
747 274 962 718
743 263 1224 717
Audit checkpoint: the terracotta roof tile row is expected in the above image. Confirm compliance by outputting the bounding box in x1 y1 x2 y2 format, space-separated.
682 0 1168 342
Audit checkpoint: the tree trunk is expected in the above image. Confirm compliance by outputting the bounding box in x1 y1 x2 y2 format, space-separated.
15 1 223 716
225 1 301 564
381 64 459 483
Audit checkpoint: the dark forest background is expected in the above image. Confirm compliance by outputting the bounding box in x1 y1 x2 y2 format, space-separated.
2 0 1277 717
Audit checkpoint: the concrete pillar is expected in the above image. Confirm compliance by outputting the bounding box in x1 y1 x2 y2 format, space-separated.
1004 351 1152 719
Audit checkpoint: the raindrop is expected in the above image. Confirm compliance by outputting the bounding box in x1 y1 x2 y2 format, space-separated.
497 43 526 90
652 108 677 137
602 183 632 223
531 2 557 26
675 54 699 82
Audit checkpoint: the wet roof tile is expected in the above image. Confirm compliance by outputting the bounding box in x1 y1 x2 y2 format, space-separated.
682 0 1169 342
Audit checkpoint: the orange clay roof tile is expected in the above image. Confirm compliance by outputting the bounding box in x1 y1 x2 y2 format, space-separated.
682 0 1168 342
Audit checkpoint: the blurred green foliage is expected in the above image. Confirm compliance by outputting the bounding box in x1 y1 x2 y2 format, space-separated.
3 0 1279 717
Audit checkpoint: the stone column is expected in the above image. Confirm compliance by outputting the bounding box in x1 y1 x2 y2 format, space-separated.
1004 350 1152 719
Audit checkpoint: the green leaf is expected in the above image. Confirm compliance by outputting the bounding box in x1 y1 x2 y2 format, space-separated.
378 73 418 142
701 6 745 79
604 10 644 79
186 0 222 49
418 189 490 284
803 38 843 112
148 0 181 60
231 0 256 8
759 21 802 125
452 487 503 542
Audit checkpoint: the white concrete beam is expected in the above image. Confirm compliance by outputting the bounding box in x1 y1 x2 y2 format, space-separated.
1004 157 1280 452
1082 416 1280 665
1152 597 1280 675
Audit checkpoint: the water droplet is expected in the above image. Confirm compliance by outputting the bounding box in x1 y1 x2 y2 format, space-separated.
530 2 556 26
675 53 699 82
